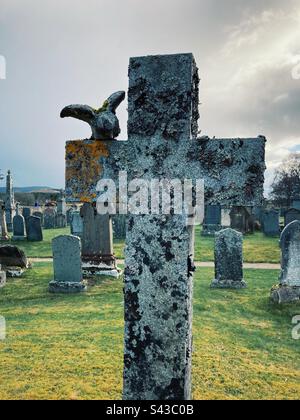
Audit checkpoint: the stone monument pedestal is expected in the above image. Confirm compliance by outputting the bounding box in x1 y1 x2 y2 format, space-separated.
82 254 122 278
211 278 247 289
270 285 300 304
49 280 87 294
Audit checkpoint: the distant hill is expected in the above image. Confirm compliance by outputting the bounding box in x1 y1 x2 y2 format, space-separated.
0 186 61 193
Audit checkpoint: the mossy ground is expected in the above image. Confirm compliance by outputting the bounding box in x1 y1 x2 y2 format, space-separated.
4 226 281 263
0 263 299 400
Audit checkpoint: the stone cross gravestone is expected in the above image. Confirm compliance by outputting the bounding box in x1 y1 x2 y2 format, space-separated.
49 235 86 293
284 208 300 226
263 209 280 237
80 203 121 277
202 204 222 236
27 216 43 242
211 228 246 289
271 220 300 304
64 53 266 400
0 201 9 241
12 214 26 241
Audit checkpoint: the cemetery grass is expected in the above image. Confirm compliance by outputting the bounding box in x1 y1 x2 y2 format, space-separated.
0 263 299 400
2 227 281 263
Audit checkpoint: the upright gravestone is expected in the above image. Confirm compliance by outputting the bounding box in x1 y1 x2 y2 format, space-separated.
22 207 31 233
27 216 43 242
55 213 67 228
202 204 222 236
221 207 231 228
284 208 300 226
271 221 300 304
80 203 121 277
64 54 266 400
12 214 26 241
230 206 254 234
211 228 246 289
49 235 86 293
263 209 280 237
44 210 56 229
33 211 44 225
0 264 6 288
70 211 83 238
0 201 9 241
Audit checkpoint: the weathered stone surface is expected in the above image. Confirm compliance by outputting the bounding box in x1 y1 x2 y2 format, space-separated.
271 220 300 304
27 216 43 242
61 91 125 140
49 235 86 293
64 53 266 400
13 214 26 240
263 209 280 237
44 213 56 229
211 228 246 289
22 207 31 220
33 211 43 224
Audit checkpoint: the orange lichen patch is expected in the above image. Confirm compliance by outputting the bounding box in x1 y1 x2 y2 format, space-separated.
66 140 110 203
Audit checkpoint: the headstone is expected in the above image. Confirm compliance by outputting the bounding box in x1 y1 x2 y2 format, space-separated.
271 221 300 304
44 213 56 229
262 209 280 237
33 211 44 224
202 204 222 236
292 199 300 211
5 170 15 232
64 53 266 400
221 207 231 228
211 228 246 289
0 265 6 288
230 206 254 234
0 245 28 277
27 216 43 242
80 203 121 277
0 201 9 241
12 214 26 241
113 214 127 239
70 211 83 238
284 208 300 226
57 196 67 215
22 207 31 234
55 213 67 228
49 235 86 293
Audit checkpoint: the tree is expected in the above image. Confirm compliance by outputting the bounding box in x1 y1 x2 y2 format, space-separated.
270 153 300 208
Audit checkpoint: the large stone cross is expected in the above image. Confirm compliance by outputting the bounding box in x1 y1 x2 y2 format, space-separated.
65 53 266 400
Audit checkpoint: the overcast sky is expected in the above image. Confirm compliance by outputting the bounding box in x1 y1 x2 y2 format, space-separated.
0 0 300 193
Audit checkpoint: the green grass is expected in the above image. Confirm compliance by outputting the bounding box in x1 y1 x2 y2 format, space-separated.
0 263 299 400
1 226 281 263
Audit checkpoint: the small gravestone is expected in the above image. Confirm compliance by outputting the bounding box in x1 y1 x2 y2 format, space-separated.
57 197 67 215
0 265 6 288
33 211 43 224
12 214 26 241
271 220 300 304
221 208 231 228
292 199 300 211
263 209 280 237
55 213 67 228
211 228 246 289
284 208 300 226
22 207 31 233
44 213 56 229
70 211 83 238
27 216 43 242
49 235 86 293
202 204 222 236
230 206 254 234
